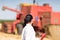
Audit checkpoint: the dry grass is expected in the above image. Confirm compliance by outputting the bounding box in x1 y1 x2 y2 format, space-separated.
0 32 21 40
48 25 60 40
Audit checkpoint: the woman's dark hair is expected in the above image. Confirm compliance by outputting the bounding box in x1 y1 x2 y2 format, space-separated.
23 14 33 27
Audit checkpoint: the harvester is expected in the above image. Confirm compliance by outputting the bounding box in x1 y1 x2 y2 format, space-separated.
2 3 51 32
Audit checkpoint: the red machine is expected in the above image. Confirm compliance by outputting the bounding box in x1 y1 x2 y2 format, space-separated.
2 3 52 33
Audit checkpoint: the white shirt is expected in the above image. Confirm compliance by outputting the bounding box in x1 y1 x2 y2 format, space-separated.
21 23 35 40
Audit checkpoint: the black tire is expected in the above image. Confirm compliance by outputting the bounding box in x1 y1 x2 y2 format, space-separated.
16 23 23 35
2 23 7 33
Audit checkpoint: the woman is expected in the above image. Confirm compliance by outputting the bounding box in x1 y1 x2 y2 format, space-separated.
21 14 35 40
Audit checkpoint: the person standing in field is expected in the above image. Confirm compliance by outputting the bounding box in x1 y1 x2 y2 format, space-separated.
21 14 36 40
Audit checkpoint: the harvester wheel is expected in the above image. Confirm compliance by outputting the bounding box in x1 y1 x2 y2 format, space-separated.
16 23 23 35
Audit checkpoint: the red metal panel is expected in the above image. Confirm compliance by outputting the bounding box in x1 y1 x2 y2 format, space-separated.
38 6 52 12
42 17 50 27
51 12 60 24
30 5 38 18
30 5 39 27
21 5 31 22
30 5 52 28
38 12 51 28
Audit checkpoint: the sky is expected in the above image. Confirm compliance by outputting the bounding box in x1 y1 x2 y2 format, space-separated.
0 0 60 20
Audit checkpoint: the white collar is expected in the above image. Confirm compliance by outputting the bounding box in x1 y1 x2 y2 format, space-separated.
26 23 32 26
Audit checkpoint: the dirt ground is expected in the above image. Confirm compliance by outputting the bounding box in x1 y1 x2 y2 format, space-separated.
0 32 51 40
